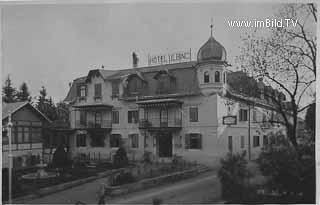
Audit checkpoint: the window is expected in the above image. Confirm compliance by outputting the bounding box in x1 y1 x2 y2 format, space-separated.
95 112 102 128
128 110 139 124
239 109 248 121
90 134 105 147
31 127 41 143
2 128 8 145
110 134 121 148
77 85 87 97
223 72 226 83
129 134 139 148
94 83 102 97
204 71 210 83
253 136 260 147
263 135 268 146
80 85 86 97
80 111 87 126
128 77 143 94
228 136 233 152
76 134 86 147
185 134 202 149
241 136 245 149
112 110 119 124
252 109 257 122
189 107 198 122
112 81 119 97
17 127 23 143
215 71 220 82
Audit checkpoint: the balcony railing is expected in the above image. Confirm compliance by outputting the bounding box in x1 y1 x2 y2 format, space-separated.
139 118 182 129
75 120 112 129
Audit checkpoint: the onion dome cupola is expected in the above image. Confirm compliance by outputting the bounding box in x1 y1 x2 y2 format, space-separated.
196 21 228 96
197 36 227 62
197 22 227 63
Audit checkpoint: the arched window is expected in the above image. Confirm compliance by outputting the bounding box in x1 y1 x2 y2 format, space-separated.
204 71 210 83
215 71 220 82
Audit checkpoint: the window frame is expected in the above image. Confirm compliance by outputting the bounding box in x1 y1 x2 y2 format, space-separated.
110 134 121 148
240 135 245 149
189 107 198 122
204 71 210 83
185 133 202 150
253 135 260 147
129 134 139 148
112 110 120 124
128 110 139 124
239 109 248 122
215 71 220 82
76 134 86 147
94 83 102 97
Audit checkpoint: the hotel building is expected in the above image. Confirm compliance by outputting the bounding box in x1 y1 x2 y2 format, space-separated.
63 32 286 167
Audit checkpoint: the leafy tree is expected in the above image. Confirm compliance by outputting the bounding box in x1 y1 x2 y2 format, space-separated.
2 75 17 103
237 4 316 150
17 82 31 102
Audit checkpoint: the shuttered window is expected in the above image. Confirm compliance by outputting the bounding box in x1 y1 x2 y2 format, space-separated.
189 107 198 122
185 133 202 149
239 109 248 121
94 83 102 97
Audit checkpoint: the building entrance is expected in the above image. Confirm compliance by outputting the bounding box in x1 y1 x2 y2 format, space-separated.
157 133 172 158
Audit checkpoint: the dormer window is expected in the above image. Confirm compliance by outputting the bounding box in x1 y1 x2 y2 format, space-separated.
204 71 210 83
80 85 86 97
215 71 220 82
128 76 143 95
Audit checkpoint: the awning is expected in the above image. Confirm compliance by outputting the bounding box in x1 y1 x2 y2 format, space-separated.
73 103 113 110
137 98 183 107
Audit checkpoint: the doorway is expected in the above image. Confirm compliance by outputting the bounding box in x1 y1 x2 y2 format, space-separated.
157 133 172 158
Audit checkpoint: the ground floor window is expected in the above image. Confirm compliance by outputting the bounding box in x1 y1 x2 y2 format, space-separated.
110 134 121 148
253 135 260 147
240 136 245 149
263 135 268 146
129 134 139 148
185 133 202 149
76 134 86 147
228 136 233 152
90 134 105 147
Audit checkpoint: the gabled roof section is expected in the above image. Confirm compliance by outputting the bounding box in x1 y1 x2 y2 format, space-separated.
86 69 117 82
106 61 197 80
64 76 86 103
2 101 51 122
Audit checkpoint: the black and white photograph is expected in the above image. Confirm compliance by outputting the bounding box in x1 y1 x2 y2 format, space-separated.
1 1 317 204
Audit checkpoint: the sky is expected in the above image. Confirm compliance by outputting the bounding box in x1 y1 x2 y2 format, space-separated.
2 2 281 102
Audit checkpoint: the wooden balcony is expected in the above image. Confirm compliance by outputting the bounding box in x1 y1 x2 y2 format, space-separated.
139 118 182 130
75 120 112 130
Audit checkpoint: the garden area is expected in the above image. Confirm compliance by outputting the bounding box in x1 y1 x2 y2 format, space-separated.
217 134 315 204
2 146 201 203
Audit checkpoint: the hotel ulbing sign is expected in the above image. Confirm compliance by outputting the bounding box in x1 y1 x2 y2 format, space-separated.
148 49 192 66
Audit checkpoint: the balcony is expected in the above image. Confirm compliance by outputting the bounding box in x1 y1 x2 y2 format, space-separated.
75 120 112 129
139 118 182 129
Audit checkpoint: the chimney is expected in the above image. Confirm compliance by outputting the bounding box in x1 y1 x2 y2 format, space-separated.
132 52 139 68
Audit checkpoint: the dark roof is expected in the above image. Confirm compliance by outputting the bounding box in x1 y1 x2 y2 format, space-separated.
197 36 227 62
64 61 199 102
2 101 50 122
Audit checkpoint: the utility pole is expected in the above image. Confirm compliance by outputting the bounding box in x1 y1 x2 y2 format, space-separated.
248 104 251 161
7 111 13 204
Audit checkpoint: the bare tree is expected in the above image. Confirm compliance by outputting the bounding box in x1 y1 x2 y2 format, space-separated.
237 3 316 150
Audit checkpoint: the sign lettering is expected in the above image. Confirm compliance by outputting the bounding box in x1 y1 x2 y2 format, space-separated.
148 49 192 65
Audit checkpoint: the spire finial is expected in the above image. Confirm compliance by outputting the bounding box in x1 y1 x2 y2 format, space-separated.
210 18 213 37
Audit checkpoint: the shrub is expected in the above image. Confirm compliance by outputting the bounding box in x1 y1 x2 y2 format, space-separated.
111 172 135 186
51 145 69 170
113 146 129 168
257 138 315 203
218 151 251 201
143 151 152 164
